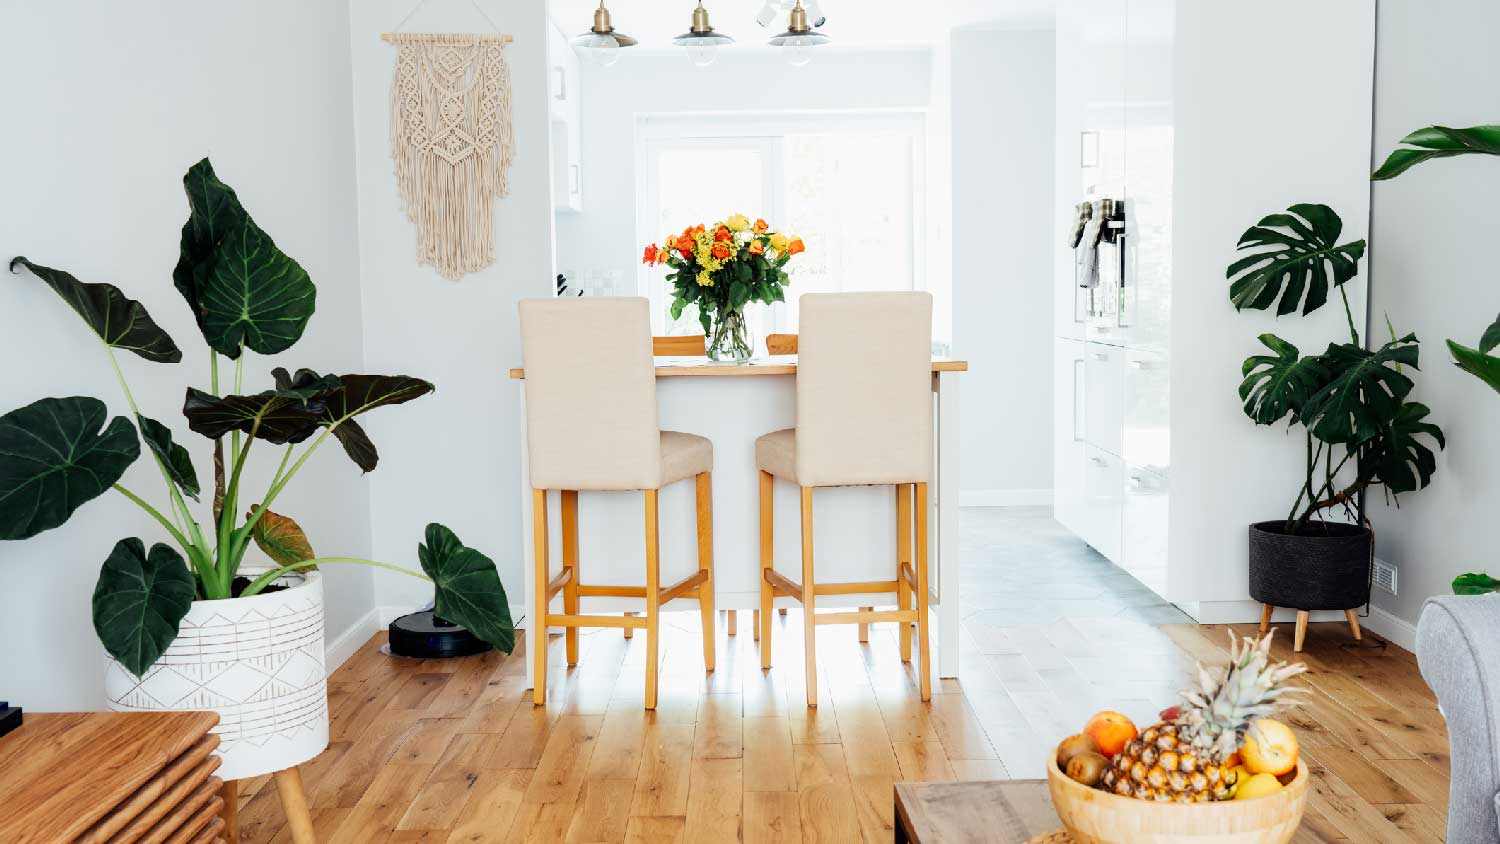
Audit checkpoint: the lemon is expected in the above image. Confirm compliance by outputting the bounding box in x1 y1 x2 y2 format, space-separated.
1234 772 1284 801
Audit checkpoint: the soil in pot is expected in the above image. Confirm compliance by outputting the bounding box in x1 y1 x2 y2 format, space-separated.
227 576 288 598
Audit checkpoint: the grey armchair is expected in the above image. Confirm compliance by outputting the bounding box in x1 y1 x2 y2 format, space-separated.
1416 594 1500 844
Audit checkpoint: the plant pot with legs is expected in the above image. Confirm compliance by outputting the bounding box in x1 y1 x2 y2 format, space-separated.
1224 203 1444 652
2 158 515 843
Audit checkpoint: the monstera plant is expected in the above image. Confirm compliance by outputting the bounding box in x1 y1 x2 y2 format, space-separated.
1232 203 1446 533
1 158 513 675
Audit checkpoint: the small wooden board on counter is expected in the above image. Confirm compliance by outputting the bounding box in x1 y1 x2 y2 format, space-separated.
509 355 970 380
0 711 223 844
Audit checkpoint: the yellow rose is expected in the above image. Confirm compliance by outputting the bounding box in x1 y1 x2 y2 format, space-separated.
768 232 790 252
725 214 751 232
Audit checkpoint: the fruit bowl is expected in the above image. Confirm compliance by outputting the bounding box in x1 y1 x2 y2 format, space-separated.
1046 755 1309 844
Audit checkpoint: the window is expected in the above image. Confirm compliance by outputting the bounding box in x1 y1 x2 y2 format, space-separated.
638 113 925 337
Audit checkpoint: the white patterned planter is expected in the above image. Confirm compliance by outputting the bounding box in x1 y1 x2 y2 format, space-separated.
106 571 329 781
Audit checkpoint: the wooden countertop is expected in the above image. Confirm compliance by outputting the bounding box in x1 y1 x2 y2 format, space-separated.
509 355 969 380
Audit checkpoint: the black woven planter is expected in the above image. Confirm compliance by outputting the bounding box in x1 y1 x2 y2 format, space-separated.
1247 521 1372 611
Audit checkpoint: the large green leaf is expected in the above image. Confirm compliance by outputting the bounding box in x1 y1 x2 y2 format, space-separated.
1370 401 1445 494
92 538 196 676
418 523 514 654
1301 336 1420 446
0 397 140 540
1238 334 1330 426
1373 125 1500 180
273 369 435 472
1449 339 1500 395
248 508 315 567
11 258 181 363
1454 572 1500 595
1227 204 1366 315
181 383 333 445
137 414 200 501
173 158 316 359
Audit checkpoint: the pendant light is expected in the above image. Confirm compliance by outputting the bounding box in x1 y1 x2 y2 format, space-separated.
672 1 735 67
572 0 636 68
768 0 829 67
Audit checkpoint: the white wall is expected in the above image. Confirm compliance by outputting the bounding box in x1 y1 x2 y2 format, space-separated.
950 28 1056 503
0 0 372 709
348 0 554 616
553 49 935 331
1364 0 1500 629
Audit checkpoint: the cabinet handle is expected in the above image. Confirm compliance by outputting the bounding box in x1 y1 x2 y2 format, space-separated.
1092 352 1109 361
1090 456 1108 468
1128 359 1155 370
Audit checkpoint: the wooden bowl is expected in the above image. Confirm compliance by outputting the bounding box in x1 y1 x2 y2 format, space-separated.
1046 756 1309 844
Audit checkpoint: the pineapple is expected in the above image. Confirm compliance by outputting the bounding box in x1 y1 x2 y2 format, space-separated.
1100 630 1306 802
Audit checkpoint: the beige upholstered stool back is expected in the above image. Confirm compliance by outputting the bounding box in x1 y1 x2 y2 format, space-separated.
794 292 933 487
518 297 662 490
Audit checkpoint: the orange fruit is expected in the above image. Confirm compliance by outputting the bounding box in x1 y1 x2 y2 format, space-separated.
1083 711 1138 758
1241 718 1298 776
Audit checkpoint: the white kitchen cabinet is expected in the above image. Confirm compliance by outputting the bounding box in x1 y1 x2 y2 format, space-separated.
1083 341 1124 457
546 20 583 213
1123 347 1169 476
1121 464 1169 597
1080 445 1124 562
1054 338 1087 537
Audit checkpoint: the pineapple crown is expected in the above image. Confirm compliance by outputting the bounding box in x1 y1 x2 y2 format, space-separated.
1176 630 1307 760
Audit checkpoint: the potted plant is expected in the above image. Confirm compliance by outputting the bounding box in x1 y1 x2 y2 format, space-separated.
642 215 804 363
1226 203 1445 633
1 158 514 782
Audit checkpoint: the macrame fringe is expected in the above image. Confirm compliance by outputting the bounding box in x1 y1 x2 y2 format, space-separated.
389 37 514 281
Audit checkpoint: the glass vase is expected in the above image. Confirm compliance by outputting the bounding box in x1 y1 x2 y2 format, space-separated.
707 306 755 364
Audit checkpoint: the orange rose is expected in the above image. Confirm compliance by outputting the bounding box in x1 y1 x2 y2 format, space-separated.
711 242 731 260
787 238 805 256
642 244 659 265
693 224 706 235
753 218 769 234
713 226 732 242
748 240 765 255
675 235 694 252
678 246 693 260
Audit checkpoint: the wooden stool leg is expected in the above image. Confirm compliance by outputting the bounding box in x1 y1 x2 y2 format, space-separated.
759 470 774 670
897 484 913 662
858 608 873 643
561 490 580 667
753 609 760 642
532 489 549 706
1345 609 1362 641
623 612 636 639
915 482 932 702
696 472 716 672
220 779 239 844
1260 603 1274 635
1294 610 1309 653
644 489 661 710
801 486 818 707
273 767 315 844
728 610 737 636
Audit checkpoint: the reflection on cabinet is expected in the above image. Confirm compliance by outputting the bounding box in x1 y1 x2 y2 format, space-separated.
1122 464 1169 597
547 19 582 213
1054 339 1087 532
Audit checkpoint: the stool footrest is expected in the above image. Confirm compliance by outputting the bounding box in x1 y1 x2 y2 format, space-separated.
813 609 919 626
816 579 899 596
547 613 649 630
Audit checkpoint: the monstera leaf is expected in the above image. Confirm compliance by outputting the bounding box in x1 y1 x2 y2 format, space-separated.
418 523 514 653
173 158 316 359
1454 572 1500 595
1301 336 1420 446
0 397 140 540
1227 204 1367 315
1370 401 1445 495
92 538 196 676
137 414 200 501
272 369 435 472
11 258 181 363
1373 125 1500 180
1238 334 1330 426
1447 314 1500 396
248 508 315 567
182 383 334 445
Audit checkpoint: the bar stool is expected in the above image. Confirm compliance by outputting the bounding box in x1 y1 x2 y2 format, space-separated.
756 292 934 706
519 297 717 710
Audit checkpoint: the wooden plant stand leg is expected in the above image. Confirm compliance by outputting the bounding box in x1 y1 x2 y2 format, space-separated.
220 779 239 844
1345 609 1362 641
1259 603 1274 635
274 767 316 844
1294 610 1310 653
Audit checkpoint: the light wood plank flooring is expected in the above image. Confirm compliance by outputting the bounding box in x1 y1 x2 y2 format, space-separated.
235 509 1449 843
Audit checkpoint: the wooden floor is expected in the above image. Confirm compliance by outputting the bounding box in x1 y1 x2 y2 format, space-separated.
231 610 1449 844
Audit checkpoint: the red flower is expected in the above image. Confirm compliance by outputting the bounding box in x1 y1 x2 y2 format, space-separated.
678 246 693 260
711 242 731 260
713 226 732 242
642 244 659 265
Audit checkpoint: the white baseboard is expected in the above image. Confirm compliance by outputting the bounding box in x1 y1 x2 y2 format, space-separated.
960 489 1052 507
324 607 381 676
1362 604 1418 653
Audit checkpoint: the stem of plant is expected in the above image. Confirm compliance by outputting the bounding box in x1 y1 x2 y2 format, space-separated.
239 556 433 598
1338 284 1359 347
113 483 192 552
102 341 189 533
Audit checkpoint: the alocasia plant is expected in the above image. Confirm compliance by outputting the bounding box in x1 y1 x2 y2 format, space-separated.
2 158 513 675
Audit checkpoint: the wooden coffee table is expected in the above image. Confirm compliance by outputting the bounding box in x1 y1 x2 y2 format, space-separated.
894 779 1338 843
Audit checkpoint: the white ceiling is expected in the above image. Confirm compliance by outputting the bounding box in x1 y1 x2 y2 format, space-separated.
549 0 1056 51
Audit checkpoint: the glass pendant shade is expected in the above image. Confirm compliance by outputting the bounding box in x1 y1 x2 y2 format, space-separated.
768 0 828 65
572 1 636 68
673 2 733 67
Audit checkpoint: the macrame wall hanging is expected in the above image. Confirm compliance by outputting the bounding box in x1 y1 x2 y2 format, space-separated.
383 28 515 281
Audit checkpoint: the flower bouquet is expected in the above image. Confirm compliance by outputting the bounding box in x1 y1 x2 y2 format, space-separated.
643 214 805 363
